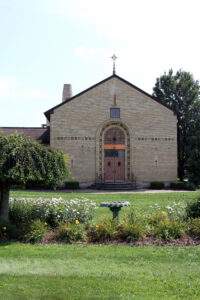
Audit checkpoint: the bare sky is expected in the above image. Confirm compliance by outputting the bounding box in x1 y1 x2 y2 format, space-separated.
1 0 200 126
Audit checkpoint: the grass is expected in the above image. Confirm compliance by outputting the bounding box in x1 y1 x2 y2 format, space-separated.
0 243 200 299
11 189 199 221
4 190 200 298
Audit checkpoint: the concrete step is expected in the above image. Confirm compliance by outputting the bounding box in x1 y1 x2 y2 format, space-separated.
90 183 136 190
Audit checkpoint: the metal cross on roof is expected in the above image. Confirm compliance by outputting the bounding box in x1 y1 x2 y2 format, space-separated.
111 54 117 74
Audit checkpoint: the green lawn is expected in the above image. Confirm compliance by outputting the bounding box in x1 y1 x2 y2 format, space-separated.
0 243 200 299
3 190 200 299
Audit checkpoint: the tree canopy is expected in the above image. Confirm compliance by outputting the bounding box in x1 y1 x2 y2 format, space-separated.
153 69 200 182
0 133 69 220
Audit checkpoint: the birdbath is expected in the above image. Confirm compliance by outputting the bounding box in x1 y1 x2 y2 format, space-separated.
100 201 130 220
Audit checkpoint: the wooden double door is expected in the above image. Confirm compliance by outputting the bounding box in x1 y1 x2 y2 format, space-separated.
104 149 125 183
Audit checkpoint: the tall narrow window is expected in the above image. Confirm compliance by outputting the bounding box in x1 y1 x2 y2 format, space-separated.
110 107 120 118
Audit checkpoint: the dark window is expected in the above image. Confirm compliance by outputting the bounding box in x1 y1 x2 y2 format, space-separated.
105 150 125 158
104 127 125 144
110 108 120 118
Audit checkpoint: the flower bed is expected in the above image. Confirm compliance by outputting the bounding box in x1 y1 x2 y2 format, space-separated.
9 197 97 227
3 195 200 245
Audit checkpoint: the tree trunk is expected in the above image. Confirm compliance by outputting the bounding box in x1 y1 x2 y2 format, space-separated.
0 183 10 221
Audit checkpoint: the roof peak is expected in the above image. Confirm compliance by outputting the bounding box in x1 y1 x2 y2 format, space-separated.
44 73 173 120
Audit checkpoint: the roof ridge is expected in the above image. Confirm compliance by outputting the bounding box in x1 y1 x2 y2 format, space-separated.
0 127 47 129
44 74 114 119
44 74 173 121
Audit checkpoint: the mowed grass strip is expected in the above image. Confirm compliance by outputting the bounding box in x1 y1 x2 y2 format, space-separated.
0 243 200 299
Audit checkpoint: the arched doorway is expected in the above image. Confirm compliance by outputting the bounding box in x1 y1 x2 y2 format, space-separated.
103 126 126 183
97 121 131 183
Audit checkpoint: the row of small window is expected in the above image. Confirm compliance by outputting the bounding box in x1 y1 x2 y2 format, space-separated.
137 137 174 141
56 136 174 142
56 136 95 141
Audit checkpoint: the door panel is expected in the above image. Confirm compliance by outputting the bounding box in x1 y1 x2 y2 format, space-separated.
104 150 125 183
115 157 125 182
104 157 115 182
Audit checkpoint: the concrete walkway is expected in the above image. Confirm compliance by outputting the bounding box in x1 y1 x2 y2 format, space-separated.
60 189 193 194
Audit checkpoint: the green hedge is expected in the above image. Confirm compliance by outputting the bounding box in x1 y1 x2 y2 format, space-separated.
24 181 80 190
64 181 80 190
149 181 165 189
186 197 200 219
170 181 195 191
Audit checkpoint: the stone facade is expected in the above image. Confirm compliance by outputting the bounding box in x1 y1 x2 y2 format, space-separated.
47 74 177 188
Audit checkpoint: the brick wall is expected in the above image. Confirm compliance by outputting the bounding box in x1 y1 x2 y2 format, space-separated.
50 77 177 187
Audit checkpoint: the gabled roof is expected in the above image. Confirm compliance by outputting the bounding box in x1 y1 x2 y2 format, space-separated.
44 74 173 121
0 127 50 144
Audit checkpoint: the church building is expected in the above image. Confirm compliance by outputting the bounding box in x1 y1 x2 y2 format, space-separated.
1 60 177 188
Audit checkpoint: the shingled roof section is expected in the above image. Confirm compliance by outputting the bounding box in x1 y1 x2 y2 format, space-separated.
44 73 173 121
0 127 50 144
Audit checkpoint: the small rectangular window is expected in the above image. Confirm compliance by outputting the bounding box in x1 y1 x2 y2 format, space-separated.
110 107 120 118
104 150 125 157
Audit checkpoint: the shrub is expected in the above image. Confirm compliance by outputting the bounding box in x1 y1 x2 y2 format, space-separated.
185 197 200 219
165 203 187 221
9 198 43 228
149 181 165 189
149 203 186 221
0 219 18 241
187 218 200 238
86 219 116 243
115 222 144 242
55 222 85 243
149 210 185 240
42 230 58 244
123 210 140 224
149 211 169 226
170 181 195 191
64 181 80 190
117 210 146 242
25 220 48 243
9 197 97 228
87 216 144 243
153 220 185 240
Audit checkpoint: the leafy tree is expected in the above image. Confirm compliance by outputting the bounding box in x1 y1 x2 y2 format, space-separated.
0 133 69 221
153 69 200 181
187 123 200 185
